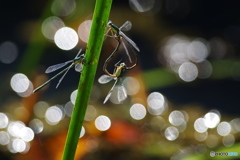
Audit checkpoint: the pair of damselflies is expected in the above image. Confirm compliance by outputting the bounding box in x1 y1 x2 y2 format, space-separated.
33 49 84 93
103 20 140 77
33 20 140 104
99 20 140 103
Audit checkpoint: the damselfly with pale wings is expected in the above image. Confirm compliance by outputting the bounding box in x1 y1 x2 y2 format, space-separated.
33 49 84 93
98 62 129 104
103 21 140 76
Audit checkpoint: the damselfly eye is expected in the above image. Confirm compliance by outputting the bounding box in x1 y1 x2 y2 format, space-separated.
107 21 112 25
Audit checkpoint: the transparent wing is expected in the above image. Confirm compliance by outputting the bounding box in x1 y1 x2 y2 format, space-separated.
119 21 132 31
103 79 118 104
45 60 72 73
117 82 127 103
98 75 114 84
75 63 83 72
122 40 132 63
119 32 140 52
55 63 74 88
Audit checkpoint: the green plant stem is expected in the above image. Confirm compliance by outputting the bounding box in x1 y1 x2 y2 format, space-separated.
62 0 112 160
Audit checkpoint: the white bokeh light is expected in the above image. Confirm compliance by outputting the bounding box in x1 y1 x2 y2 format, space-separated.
29 119 44 134
19 127 34 142
204 112 220 128
165 126 179 141
169 110 185 126
217 121 231 136
0 131 10 145
0 113 9 128
45 106 63 125
194 118 208 133
64 101 74 117
7 121 26 137
178 62 198 82
41 16 65 40
79 126 85 138
54 27 78 50
12 138 27 153
95 115 111 131
11 73 31 93
130 103 146 120
70 89 78 104
187 38 209 63
147 92 166 115
78 20 92 43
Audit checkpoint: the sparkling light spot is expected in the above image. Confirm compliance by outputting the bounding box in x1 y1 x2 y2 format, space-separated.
0 113 9 128
78 20 92 43
29 119 44 134
11 73 30 93
217 121 231 136
194 118 208 133
41 16 65 40
147 92 166 115
95 115 111 131
19 127 34 142
79 126 85 138
0 131 10 145
204 112 220 128
169 110 185 126
130 103 146 120
7 121 26 137
178 62 198 82
54 27 78 50
12 138 26 153
45 106 63 125
70 89 77 104
187 38 209 63
64 101 74 117
0 41 18 64
165 126 179 141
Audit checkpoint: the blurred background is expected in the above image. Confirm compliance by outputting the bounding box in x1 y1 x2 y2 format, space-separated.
0 0 240 159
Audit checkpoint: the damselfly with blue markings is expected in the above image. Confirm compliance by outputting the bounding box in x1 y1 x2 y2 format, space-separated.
33 49 84 93
104 21 139 76
99 61 130 104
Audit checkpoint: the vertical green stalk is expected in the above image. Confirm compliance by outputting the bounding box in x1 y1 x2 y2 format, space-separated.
62 0 112 160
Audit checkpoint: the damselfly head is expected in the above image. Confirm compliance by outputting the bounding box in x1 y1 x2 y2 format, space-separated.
107 20 113 26
120 62 126 67
80 54 85 58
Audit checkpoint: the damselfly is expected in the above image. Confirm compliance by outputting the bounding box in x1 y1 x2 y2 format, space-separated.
33 49 84 93
98 61 128 104
104 21 139 77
